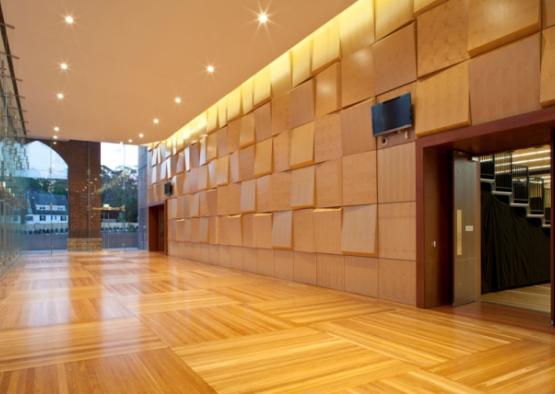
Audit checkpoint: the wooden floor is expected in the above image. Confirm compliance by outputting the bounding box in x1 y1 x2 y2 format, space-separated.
481 283 551 313
1 251 555 393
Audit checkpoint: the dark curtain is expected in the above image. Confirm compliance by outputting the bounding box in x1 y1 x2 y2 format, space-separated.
481 192 550 293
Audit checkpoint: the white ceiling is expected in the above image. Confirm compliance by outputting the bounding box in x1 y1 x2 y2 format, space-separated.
3 0 355 144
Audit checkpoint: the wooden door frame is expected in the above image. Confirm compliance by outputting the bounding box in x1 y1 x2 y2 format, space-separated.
415 106 555 324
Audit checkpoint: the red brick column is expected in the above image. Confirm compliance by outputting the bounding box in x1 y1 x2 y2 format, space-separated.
50 140 102 251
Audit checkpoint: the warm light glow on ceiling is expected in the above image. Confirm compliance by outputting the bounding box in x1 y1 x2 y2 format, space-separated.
206 64 215 74
56 92 65 100
64 15 75 25
153 118 160 125
128 139 133 143
139 133 144 138
53 126 60 132
174 96 182 104
53 135 58 140
59 62 69 71
258 12 269 24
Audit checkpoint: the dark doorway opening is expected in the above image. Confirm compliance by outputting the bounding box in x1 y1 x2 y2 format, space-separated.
148 203 166 253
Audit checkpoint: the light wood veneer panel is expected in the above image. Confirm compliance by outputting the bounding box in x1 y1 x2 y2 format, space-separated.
271 52 292 97
216 156 229 186
242 214 255 247
377 143 415 203
468 0 541 56
315 113 343 163
254 103 272 142
312 19 341 72
227 119 241 153
317 254 345 290
290 122 315 169
290 166 315 209
240 180 256 213
206 133 218 162
342 151 377 206
254 139 273 177
378 202 416 261
216 127 228 157
239 145 255 181
341 46 374 107
378 258 416 305
541 26 555 106
271 94 290 136
345 256 379 297
414 0 447 14
253 213 273 249
316 159 342 208
340 99 376 155
273 131 290 173
272 211 293 249
470 34 541 124
339 0 375 56
256 175 271 213
270 172 291 212
274 250 294 280
256 248 275 276
239 113 255 148
373 23 417 95
315 62 341 118
294 252 317 284
375 0 414 40
314 208 342 254
293 209 316 252
229 151 240 183
415 61 470 136
292 36 312 87
545 0 555 27
290 79 315 128
417 0 469 77
341 205 378 256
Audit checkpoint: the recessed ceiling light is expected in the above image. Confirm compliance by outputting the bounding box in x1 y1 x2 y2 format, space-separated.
53 126 60 132
257 12 269 24
153 118 160 125
56 92 64 100
128 139 133 143
206 64 215 74
64 15 75 25
59 62 69 71
174 96 182 104
53 135 58 140
139 133 144 138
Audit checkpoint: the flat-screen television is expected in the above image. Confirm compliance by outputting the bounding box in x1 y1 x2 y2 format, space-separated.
164 182 173 197
371 93 412 136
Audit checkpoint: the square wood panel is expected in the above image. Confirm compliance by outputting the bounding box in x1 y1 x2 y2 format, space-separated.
256 175 271 213
293 209 316 252
216 156 229 186
272 210 293 249
270 172 291 212
271 52 292 97
415 61 470 136
290 166 315 209
254 102 272 142
290 79 315 128
378 258 416 305
317 254 345 290
545 0 555 27
239 113 256 148
271 94 290 136
345 256 379 297
340 99 376 155
341 205 378 256
341 46 374 107
373 23 417 95
229 151 240 183
414 0 448 14
541 26 555 106
227 119 241 153
468 0 541 56
239 145 255 181
242 214 255 248
312 19 341 72
314 208 342 254
256 248 275 276
315 62 341 118
274 250 294 280
292 36 312 87
470 33 541 124
378 202 416 261
273 131 290 173
377 143 415 203
216 127 228 158
254 139 273 177
290 122 315 169
206 132 218 162
294 252 317 284
240 180 256 213
339 0 374 56
375 0 414 40
417 0 469 77
253 213 273 249
342 151 377 206
315 113 343 163
316 159 342 208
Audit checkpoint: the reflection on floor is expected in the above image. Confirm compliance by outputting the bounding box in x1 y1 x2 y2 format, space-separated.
1 251 555 392
481 283 551 313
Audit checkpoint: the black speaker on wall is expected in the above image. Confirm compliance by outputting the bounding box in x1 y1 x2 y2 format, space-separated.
164 182 173 197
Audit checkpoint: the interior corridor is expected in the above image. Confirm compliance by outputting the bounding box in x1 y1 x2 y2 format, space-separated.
0 251 554 393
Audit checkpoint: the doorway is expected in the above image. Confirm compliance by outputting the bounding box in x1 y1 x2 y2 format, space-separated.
416 107 555 325
148 203 166 253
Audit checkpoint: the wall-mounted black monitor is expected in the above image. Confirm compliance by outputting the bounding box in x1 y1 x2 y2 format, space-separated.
164 182 173 197
371 93 412 136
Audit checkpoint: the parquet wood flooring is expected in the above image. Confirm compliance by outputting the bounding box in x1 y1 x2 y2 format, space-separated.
0 251 553 393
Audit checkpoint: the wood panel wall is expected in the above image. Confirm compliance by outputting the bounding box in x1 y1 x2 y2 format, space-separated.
148 0 555 306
